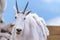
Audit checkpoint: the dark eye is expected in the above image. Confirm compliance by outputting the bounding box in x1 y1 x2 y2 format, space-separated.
24 18 26 20
15 16 17 19
0 20 3 23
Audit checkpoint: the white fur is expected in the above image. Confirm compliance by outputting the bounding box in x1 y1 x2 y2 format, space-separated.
0 23 12 40
11 14 39 40
0 22 15 40
0 33 11 40
11 12 49 40
0 37 7 40
30 13 49 39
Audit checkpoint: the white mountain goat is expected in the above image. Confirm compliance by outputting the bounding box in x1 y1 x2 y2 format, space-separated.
10 1 49 40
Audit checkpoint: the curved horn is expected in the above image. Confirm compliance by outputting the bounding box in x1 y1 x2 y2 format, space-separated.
23 2 29 14
26 11 31 15
16 0 19 13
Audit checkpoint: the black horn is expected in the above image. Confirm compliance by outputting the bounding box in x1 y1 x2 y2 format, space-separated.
23 2 29 14
16 0 19 13
26 11 31 15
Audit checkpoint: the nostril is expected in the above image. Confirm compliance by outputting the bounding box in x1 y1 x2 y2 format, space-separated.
16 29 22 32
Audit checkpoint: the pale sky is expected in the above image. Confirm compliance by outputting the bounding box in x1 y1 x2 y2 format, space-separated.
3 0 60 25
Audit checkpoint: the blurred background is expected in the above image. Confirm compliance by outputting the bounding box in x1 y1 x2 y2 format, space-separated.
3 0 60 25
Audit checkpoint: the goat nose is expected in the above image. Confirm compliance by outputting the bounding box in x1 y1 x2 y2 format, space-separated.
16 29 22 32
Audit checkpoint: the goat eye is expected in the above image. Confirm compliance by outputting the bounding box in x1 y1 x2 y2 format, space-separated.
15 16 17 19
0 20 3 23
24 18 26 20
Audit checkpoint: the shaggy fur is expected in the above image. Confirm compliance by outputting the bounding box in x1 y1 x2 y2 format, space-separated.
0 20 15 40
30 13 49 40
10 13 49 40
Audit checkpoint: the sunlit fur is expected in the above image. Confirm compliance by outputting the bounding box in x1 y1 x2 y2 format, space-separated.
0 22 13 40
0 33 11 40
30 13 49 40
0 36 8 40
0 21 15 40
10 7 49 40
